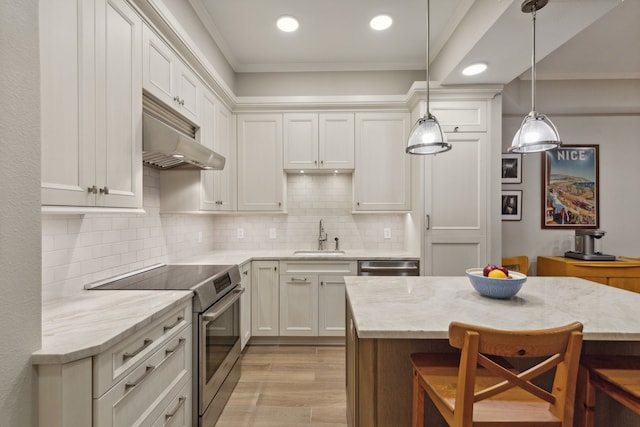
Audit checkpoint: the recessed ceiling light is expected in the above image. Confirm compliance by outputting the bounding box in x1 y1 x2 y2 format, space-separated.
277 15 299 32
370 14 393 31
462 63 488 76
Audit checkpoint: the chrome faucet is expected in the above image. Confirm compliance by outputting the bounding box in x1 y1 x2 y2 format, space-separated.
318 219 327 250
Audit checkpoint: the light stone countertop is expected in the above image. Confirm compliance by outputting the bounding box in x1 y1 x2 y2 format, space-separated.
345 275 640 341
36 249 417 366
171 249 419 265
34 290 192 365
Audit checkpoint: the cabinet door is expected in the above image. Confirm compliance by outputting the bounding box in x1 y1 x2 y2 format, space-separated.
279 275 319 336
240 262 252 349
213 101 235 210
95 0 142 208
319 113 354 170
354 112 411 211
237 114 284 211
40 0 96 206
175 64 200 124
142 24 176 109
424 132 488 275
142 24 200 125
430 101 487 133
251 261 279 336
283 113 318 170
318 274 346 336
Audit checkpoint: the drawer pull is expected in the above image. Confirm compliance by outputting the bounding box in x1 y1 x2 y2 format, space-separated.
164 396 187 424
291 277 308 282
163 316 185 332
165 338 186 357
123 338 153 361
124 365 155 392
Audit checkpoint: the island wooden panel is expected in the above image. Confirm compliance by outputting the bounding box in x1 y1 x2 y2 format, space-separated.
537 256 640 293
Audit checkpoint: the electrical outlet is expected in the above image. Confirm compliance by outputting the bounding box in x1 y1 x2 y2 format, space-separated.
269 228 277 239
237 228 245 239
197 231 203 243
384 228 391 239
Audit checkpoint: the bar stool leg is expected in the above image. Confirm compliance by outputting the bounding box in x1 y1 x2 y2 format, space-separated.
579 365 597 427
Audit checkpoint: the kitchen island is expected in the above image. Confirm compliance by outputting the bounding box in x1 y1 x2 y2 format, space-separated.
345 275 640 427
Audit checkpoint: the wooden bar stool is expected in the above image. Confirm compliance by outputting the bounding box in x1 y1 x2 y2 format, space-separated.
579 355 640 427
501 255 529 275
411 321 583 427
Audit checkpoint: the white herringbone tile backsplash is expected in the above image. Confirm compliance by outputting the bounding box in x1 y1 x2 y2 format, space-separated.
42 169 407 299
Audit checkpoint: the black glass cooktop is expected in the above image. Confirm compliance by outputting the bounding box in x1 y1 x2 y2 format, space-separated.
93 264 234 292
87 264 242 311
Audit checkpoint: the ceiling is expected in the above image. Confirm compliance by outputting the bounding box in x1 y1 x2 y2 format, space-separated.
187 0 639 86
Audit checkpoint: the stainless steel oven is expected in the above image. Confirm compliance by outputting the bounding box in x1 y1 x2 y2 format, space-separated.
87 263 243 427
198 285 243 426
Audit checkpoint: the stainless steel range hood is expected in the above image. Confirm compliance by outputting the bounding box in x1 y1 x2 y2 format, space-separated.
142 92 225 171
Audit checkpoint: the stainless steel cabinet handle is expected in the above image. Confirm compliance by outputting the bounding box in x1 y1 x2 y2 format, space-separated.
290 277 308 282
124 365 155 391
173 96 180 103
164 396 187 423
87 185 97 194
164 338 186 356
320 160 324 165
123 338 153 361
426 214 430 230
163 316 184 332
99 186 109 195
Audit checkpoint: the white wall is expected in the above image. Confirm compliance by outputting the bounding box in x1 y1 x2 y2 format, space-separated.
0 1 41 426
502 78 640 274
42 171 406 298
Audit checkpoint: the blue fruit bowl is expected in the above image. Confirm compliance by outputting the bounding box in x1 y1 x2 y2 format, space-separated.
465 268 527 299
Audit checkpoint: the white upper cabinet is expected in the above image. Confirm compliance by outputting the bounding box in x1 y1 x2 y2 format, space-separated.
142 24 201 125
237 114 285 212
353 112 411 211
40 0 142 209
283 113 354 171
200 90 236 211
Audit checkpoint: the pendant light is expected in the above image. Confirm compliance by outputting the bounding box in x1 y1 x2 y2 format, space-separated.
509 0 561 154
406 0 451 155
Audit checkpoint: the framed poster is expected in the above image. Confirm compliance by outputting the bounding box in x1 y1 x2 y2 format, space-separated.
541 145 599 229
502 190 522 221
501 153 522 184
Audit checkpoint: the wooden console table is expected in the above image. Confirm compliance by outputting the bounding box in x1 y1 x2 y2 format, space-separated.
537 256 640 293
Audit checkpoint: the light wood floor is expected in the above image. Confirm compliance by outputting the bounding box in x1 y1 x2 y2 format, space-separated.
216 345 348 427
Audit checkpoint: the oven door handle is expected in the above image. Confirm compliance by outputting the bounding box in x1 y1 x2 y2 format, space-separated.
201 288 245 322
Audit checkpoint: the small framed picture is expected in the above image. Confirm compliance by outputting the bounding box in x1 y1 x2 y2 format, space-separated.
502 190 522 221
501 153 522 184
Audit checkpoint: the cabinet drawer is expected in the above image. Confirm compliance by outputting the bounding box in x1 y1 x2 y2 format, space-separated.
149 379 192 427
279 260 357 275
94 302 192 397
94 326 191 427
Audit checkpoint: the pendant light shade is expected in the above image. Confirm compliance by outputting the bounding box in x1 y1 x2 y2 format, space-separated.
509 0 561 154
406 0 451 156
406 113 450 155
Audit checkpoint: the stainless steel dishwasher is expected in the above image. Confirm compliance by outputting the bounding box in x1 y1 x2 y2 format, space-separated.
357 259 420 276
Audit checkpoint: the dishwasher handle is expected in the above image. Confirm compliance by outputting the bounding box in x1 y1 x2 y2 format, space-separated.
357 260 419 276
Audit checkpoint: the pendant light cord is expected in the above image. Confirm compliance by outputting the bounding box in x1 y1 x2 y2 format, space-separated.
531 8 537 113
426 0 431 115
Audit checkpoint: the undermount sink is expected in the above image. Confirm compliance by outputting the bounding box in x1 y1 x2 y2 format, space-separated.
293 250 346 256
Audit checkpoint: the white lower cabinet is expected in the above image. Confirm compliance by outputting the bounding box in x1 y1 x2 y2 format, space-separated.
279 274 319 336
251 260 280 336
240 261 252 349
37 301 192 427
278 261 357 337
